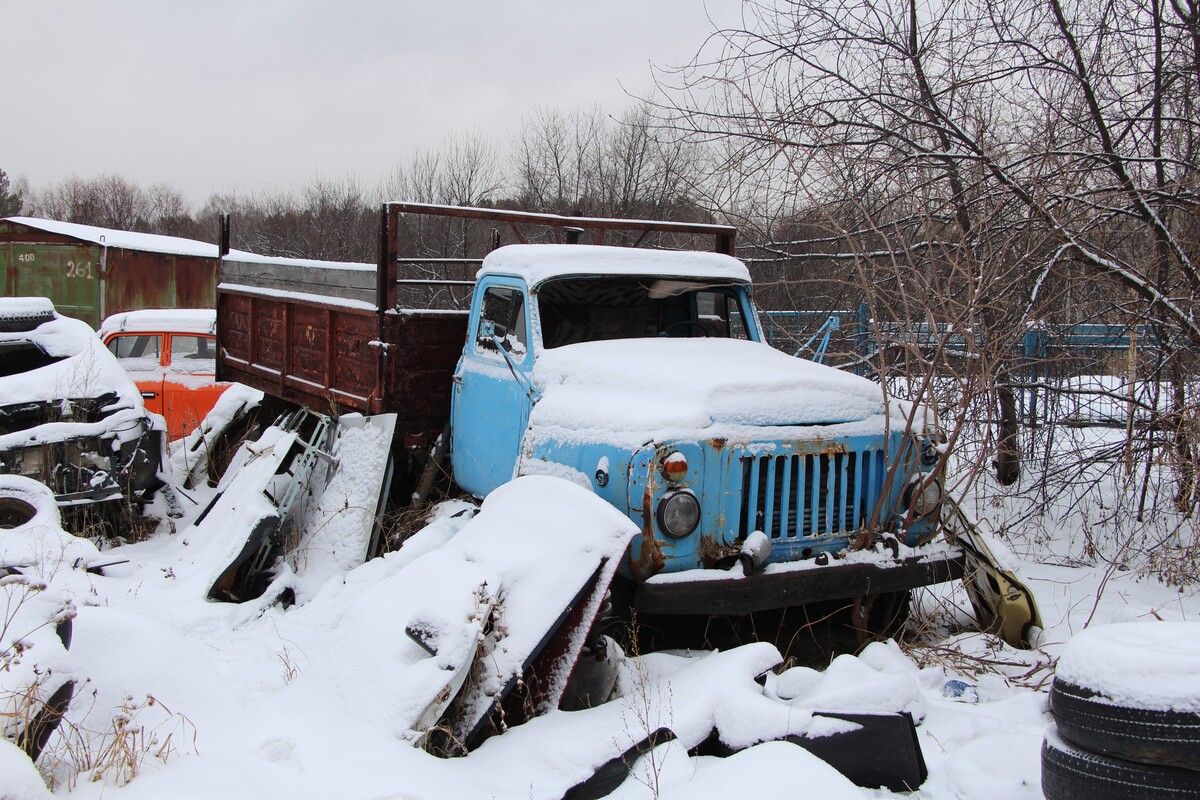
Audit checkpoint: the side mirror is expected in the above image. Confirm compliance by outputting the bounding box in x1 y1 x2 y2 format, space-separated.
478 319 508 349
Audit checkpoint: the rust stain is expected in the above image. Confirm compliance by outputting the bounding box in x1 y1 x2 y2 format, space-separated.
628 486 665 581
698 535 740 568
784 437 847 456
710 437 727 450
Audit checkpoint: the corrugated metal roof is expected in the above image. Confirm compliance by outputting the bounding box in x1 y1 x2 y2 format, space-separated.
2 216 219 258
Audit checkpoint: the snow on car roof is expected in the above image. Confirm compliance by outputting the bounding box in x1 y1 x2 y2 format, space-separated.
4 217 222 258
478 244 751 287
99 308 216 339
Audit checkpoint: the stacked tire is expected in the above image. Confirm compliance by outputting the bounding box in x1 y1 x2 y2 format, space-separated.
1042 621 1200 799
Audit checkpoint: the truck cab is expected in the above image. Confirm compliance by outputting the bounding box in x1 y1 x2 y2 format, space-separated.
451 245 946 594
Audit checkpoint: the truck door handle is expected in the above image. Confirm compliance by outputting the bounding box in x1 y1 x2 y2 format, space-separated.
141 391 158 399
451 373 463 385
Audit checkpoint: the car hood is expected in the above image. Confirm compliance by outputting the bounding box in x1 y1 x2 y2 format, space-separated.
529 338 887 439
0 313 144 443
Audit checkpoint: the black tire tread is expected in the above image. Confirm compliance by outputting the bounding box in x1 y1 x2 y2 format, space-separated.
0 309 55 332
1051 678 1200 772
1042 728 1200 800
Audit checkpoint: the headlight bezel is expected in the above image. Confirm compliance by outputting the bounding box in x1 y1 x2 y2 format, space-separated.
657 489 701 539
904 476 944 518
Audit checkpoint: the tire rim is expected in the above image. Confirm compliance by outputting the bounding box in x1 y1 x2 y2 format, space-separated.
0 496 38 529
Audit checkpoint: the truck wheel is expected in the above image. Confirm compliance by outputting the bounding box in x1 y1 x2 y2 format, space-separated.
1051 678 1200 772
1042 725 1200 800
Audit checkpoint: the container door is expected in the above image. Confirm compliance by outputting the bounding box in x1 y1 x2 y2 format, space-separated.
450 282 534 497
106 333 166 418
163 333 226 439
11 244 101 326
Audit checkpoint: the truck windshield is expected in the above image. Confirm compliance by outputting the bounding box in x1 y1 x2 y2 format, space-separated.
537 277 750 348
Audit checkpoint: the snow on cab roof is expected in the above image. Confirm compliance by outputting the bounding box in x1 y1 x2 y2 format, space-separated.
3 216 219 258
478 244 751 287
99 308 216 339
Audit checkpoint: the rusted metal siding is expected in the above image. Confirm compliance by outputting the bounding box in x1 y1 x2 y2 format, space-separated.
0 221 217 327
104 249 217 319
216 289 385 415
383 311 466 439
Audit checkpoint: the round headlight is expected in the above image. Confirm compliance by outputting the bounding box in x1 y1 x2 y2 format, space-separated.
657 490 700 538
906 478 943 517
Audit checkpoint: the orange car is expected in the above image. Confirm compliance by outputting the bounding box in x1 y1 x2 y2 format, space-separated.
100 309 231 440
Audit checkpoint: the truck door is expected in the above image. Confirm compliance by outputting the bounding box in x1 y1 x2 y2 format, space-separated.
450 280 535 497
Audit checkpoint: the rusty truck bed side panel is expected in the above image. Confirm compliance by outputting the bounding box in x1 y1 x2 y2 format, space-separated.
217 288 381 413
217 290 464 443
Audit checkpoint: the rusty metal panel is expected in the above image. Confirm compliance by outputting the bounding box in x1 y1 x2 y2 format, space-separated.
288 304 331 389
330 311 379 409
384 311 466 431
216 286 382 415
104 250 216 318
166 253 217 309
105 250 177 318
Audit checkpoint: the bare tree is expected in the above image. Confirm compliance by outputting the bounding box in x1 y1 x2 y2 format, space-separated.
655 0 1200 518
32 173 195 236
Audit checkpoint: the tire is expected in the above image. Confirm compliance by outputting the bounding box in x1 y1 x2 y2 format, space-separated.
0 495 38 528
1052 678 1200 772
1042 725 1200 800
0 300 55 332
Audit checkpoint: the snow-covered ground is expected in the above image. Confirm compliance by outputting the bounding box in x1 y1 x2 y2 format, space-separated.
3 420 1198 799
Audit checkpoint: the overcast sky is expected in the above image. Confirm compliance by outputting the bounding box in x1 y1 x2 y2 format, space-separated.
4 1 744 206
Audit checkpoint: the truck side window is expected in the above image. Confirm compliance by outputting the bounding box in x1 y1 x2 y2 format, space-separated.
695 290 750 340
477 286 528 356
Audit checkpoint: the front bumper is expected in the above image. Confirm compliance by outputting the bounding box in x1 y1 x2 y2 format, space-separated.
633 545 965 616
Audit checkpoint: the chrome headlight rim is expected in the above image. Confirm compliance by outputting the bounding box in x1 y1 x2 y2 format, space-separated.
904 476 944 517
657 489 701 539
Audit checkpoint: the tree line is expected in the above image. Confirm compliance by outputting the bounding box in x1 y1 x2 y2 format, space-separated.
3 104 712 263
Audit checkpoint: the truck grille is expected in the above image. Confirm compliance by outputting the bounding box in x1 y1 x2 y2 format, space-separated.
738 449 888 539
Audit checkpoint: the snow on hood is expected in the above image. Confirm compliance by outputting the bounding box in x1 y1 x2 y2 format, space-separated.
0 306 139 408
0 303 147 449
529 338 886 442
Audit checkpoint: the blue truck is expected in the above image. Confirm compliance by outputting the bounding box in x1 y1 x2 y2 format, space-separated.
215 203 1036 648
